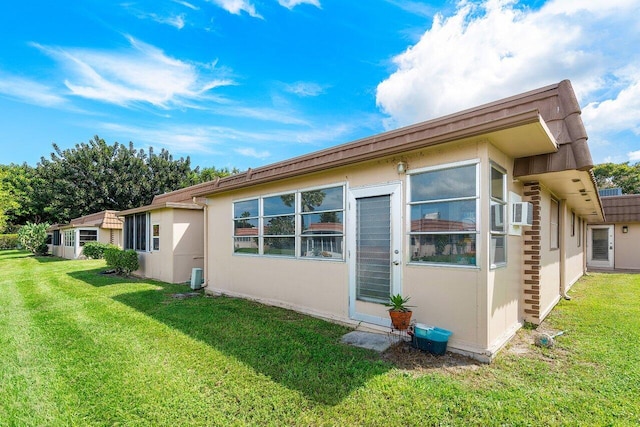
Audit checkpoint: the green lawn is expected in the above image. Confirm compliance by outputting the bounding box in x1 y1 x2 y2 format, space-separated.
1 250 639 426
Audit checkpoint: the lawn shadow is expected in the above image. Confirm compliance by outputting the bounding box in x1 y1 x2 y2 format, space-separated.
0 249 44 261
34 255 69 263
67 268 146 287
104 282 391 405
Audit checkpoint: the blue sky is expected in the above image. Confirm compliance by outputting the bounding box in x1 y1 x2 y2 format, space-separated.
0 0 639 171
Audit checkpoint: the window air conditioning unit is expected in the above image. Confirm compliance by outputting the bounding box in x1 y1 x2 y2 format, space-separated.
190 267 204 290
512 202 534 226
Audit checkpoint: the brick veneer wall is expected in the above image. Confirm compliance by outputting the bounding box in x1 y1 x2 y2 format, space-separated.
522 182 542 324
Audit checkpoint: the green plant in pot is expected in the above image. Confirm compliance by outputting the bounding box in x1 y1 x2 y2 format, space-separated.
385 294 413 330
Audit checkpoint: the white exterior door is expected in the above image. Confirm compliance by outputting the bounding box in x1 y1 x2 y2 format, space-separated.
587 225 614 269
347 182 402 327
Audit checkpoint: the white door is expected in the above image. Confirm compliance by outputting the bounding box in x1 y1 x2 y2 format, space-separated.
587 225 614 269
348 182 402 327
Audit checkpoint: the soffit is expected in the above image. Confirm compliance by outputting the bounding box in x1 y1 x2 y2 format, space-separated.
517 169 604 222
484 115 558 158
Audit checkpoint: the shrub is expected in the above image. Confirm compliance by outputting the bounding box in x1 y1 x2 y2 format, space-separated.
105 247 139 276
0 234 19 249
17 222 50 255
82 242 117 259
119 250 139 276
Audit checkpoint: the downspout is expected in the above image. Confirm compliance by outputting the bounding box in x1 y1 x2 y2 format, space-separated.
193 197 209 288
559 199 571 300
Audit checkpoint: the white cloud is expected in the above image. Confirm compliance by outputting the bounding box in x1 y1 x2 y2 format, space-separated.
629 150 640 161
376 0 640 130
278 0 321 10
152 13 186 29
0 73 67 107
582 69 640 135
33 36 234 108
98 119 355 159
210 104 311 125
173 0 199 10
283 81 326 97
121 3 188 29
385 0 438 17
209 0 262 18
235 147 271 159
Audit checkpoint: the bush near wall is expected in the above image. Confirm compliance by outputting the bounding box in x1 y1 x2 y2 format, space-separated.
83 242 118 259
104 247 139 276
17 223 49 255
0 234 19 249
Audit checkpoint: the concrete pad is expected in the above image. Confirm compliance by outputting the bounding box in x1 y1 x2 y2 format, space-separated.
340 331 401 352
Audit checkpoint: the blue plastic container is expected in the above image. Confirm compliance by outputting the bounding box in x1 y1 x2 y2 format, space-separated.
414 323 430 338
412 327 452 356
426 327 452 342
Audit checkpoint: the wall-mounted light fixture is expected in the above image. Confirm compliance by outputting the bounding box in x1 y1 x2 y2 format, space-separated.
396 161 408 174
622 225 629 233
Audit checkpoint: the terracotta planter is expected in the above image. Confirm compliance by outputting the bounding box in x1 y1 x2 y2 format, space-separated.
389 310 412 330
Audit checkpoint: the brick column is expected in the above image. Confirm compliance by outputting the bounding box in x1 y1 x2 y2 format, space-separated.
522 182 541 324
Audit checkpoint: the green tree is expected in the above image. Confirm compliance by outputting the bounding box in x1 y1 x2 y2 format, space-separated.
593 162 640 194
0 163 44 230
0 169 15 232
34 136 199 224
185 165 237 186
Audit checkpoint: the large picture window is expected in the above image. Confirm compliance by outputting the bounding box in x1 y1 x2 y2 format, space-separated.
409 162 478 265
79 229 98 246
124 213 148 251
233 185 344 259
490 164 507 267
64 230 75 247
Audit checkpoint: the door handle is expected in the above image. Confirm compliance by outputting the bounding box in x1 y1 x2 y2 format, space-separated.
392 260 401 266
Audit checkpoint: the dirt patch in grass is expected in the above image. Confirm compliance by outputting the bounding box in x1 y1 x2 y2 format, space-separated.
503 323 571 365
382 322 571 374
382 341 483 374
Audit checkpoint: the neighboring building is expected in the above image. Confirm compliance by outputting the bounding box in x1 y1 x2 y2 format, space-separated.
48 210 123 259
118 186 205 284
186 80 603 362
598 188 623 197
587 194 640 271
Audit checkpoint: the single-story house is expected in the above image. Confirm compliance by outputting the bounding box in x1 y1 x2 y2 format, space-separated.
118 186 205 284
186 80 603 362
48 210 123 259
587 194 640 271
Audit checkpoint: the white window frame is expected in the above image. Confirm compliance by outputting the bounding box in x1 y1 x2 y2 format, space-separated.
124 212 150 252
490 163 507 269
407 159 480 268
152 223 160 251
64 230 75 248
262 190 297 257
78 228 98 247
232 183 346 261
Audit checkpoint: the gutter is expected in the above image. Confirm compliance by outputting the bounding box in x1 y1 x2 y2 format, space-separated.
193 109 546 198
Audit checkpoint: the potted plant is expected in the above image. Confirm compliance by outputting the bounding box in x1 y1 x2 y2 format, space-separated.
385 293 413 330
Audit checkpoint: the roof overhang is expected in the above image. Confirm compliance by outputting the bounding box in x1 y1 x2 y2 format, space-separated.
118 202 203 216
193 109 558 198
481 111 558 158
516 169 605 222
